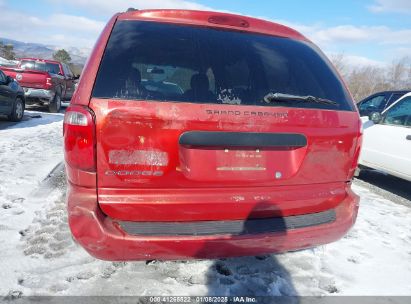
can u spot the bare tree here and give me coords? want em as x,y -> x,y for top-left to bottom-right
330,53 -> 347,77
407,64 -> 411,88
330,54 -> 411,102
386,57 -> 410,90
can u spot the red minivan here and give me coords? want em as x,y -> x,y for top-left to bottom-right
64,9 -> 362,261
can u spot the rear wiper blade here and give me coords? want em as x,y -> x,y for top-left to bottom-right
263,93 -> 339,106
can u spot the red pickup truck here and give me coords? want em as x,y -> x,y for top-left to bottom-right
0,58 -> 78,112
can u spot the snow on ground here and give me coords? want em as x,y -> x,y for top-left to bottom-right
0,111 -> 410,298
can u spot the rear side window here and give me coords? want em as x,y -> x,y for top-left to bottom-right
359,95 -> 386,111
93,21 -> 354,111
20,60 -> 61,74
62,64 -> 72,77
384,97 -> 411,127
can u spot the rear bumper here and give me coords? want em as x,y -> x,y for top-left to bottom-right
24,88 -> 53,102
67,183 -> 359,261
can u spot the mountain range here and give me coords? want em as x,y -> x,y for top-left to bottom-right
0,37 -> 90,65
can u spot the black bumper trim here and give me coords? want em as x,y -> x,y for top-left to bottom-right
179,131 -> 307,149
118,209 -> 336,236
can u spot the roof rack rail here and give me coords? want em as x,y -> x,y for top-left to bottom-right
126,8 -> 138,12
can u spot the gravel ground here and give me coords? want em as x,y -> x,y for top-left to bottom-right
354,169 -> 411,208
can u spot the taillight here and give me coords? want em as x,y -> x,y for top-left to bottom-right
349,119 -> 363,178
45,77 -> 53,89
63,106 -> 96,171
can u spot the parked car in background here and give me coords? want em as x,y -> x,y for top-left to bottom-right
0,69 -> 25,121
64,9 -> 362,261
359,92 -> 411,182
0,58 -> 78,112
0,56 -> 19,68
357,90 -> 409,118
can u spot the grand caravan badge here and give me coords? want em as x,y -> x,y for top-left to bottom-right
206,109 -> 288,118
105,170 -> 164,176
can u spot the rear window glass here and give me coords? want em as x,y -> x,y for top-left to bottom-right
20,60 -> 60,74
93,21 -> 354,111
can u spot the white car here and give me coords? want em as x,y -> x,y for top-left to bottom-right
359,92 -> 411,182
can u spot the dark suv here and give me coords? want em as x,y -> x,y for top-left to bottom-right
0,69 -> 25,121
64,9 -> 362,261
357,90 -> 410,117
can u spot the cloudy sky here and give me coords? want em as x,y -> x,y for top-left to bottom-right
1,0 -> 411,66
